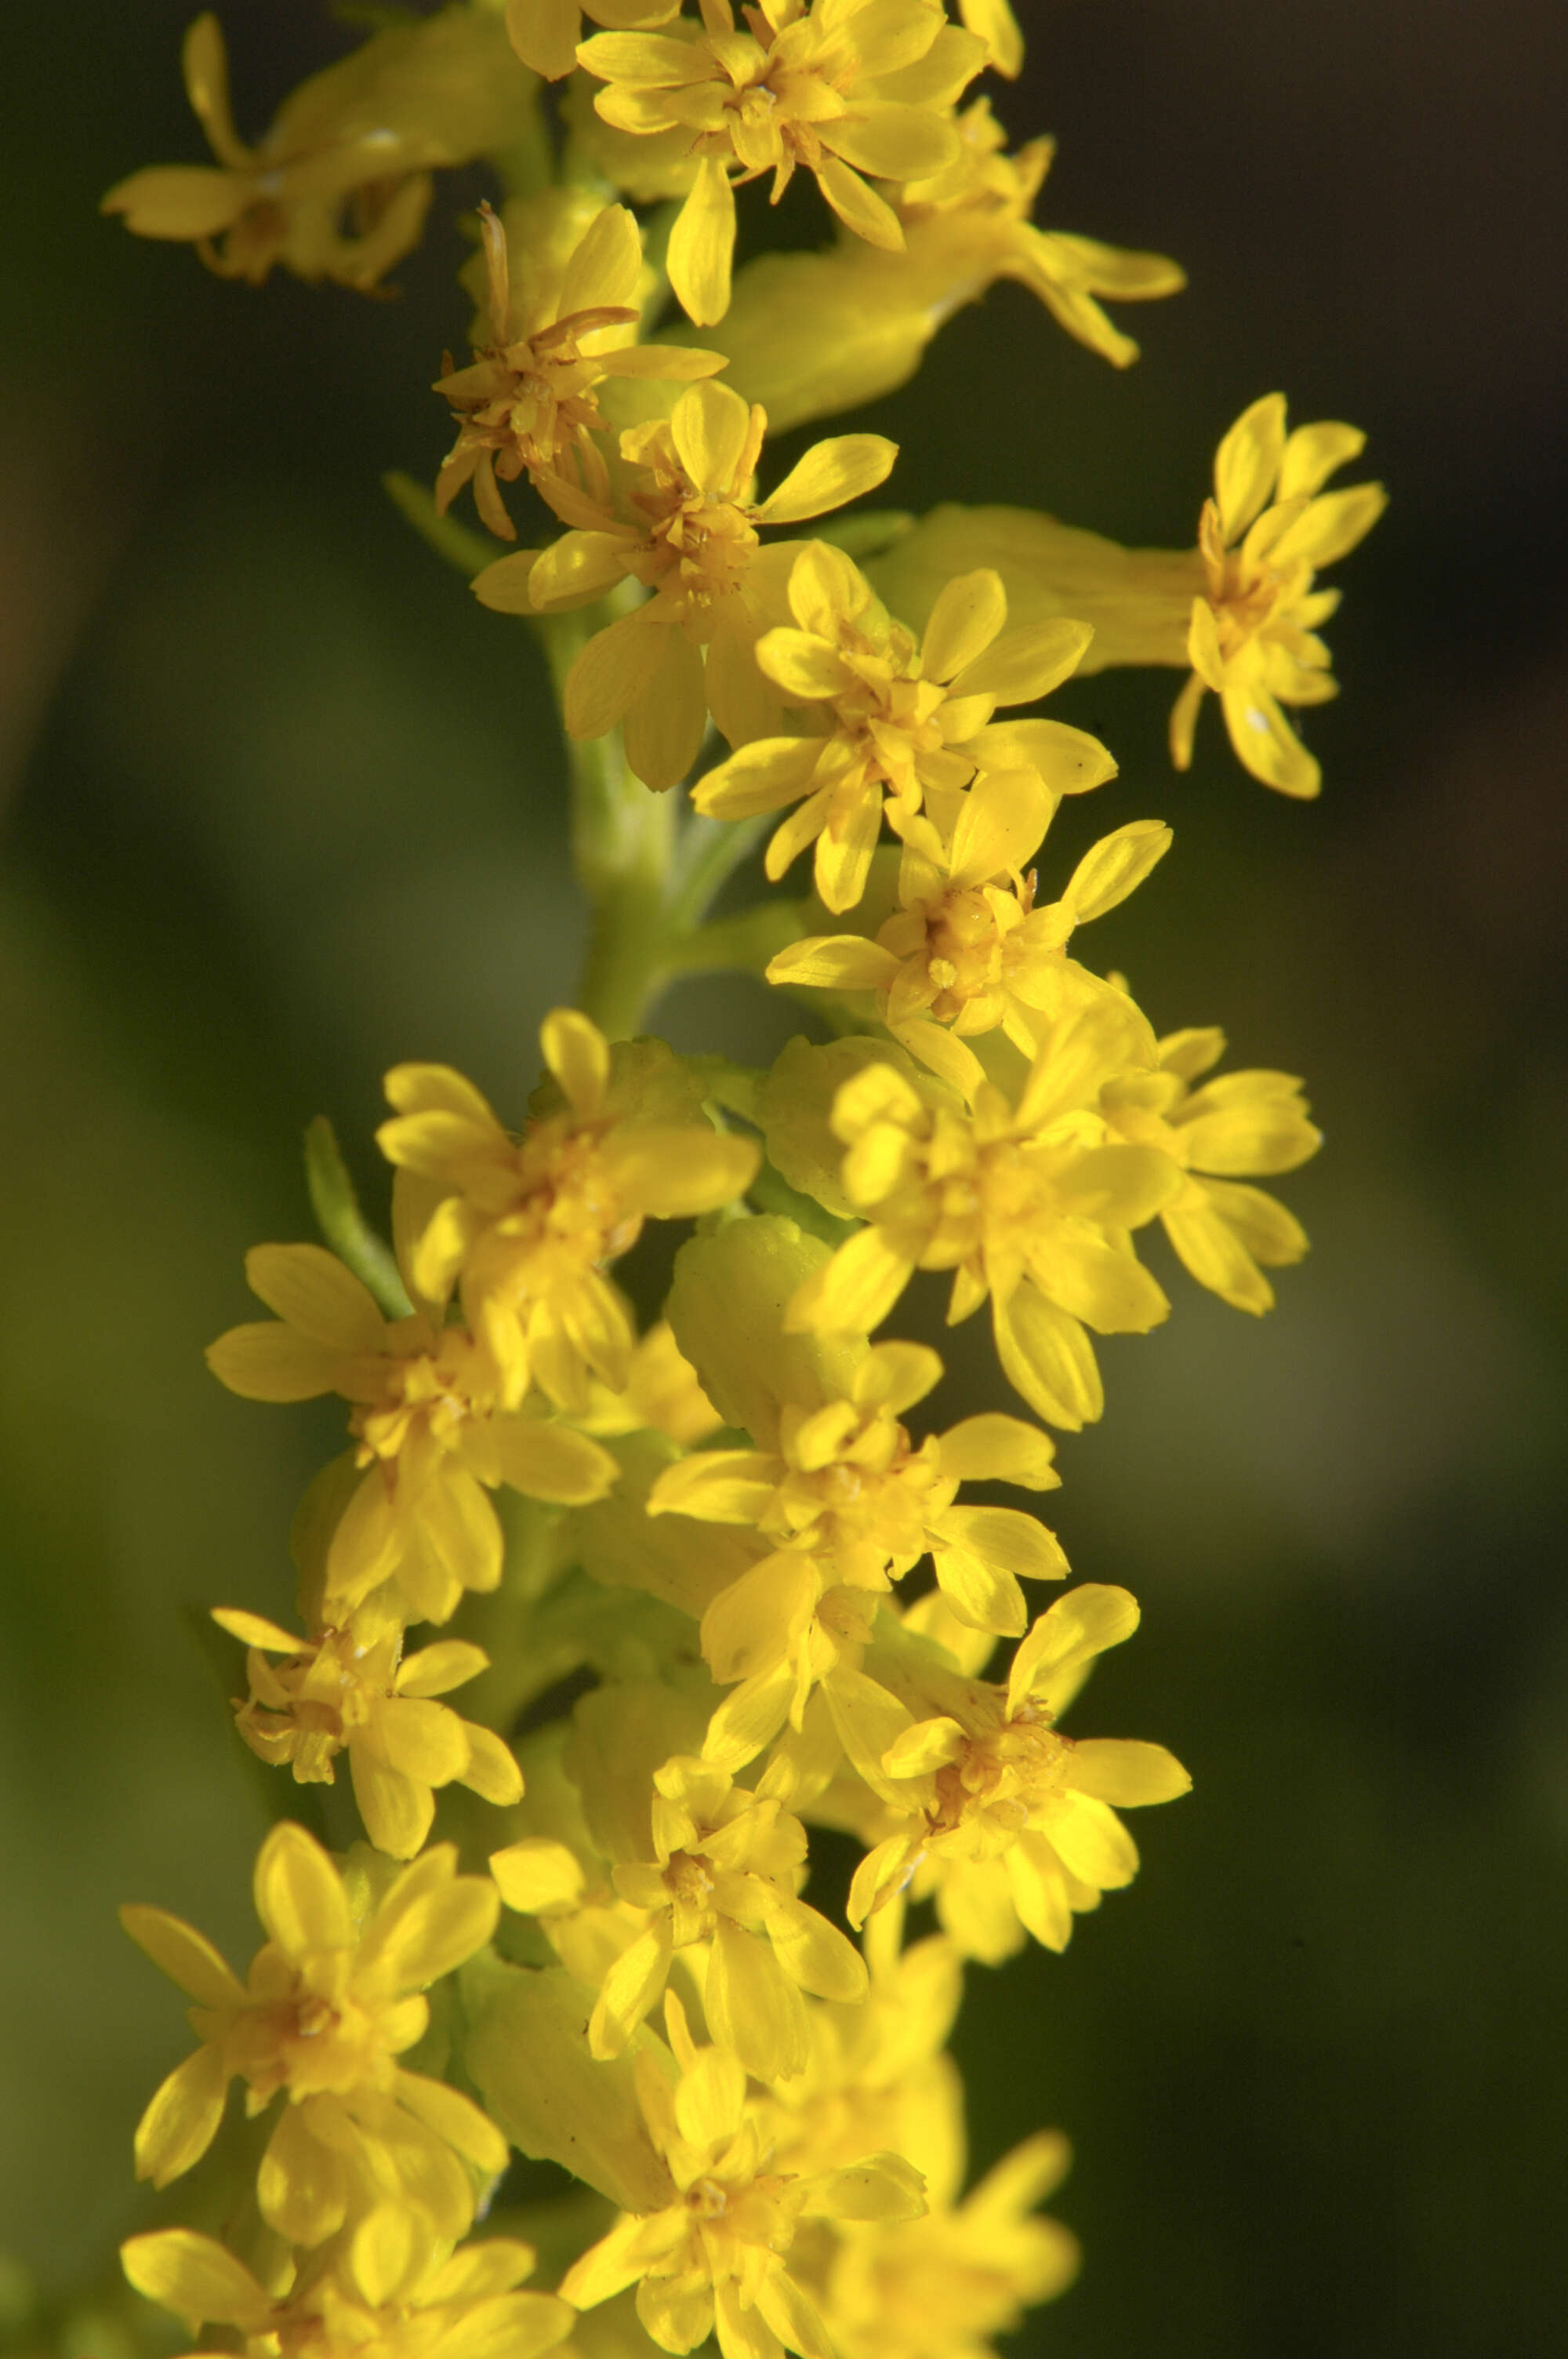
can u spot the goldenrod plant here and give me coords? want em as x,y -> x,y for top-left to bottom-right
98,4 -> 1377,2353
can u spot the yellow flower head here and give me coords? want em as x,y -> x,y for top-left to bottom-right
376,1009 -> 759,1415
436,200 -> 727,540
895,100 -> 1186,369
1172,393 -> 1387,798
122,1825 -> 506,2245
847,1586 -> 1189,1961
766,1010 -> 1181,1428
206,1233 -> 617,1626
101,8 -> 528,289
767,769 -> 1170,1085
649,1335 -> 1065,1640
1102,1024 -> 1321,1314
587,1752 -> 867,2079
123,2207 -> 573,2359
560,1991 -> 926,2358
825,2132 -> 1080,2359
579,0 -> 987,325
651,1219 -> 1057,1765
681,97 -> 1183,439
212,1605 -> 522,1859
695,546 -> 1108,914
475,380 -> 897,791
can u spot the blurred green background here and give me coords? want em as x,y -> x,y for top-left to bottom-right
3,2 -> 1566,2354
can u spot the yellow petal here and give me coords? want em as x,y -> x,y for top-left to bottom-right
1213,393 -> 1287,543
1276,418 -> 1367,502
938,1412 -> 1058,1490
798,2151 -> 927,2223
244,1241 -> 384,1350
624,629 -> 708,791
371,1861 -> 500,1990
667,155 -> 736,325
379,1695 -> 471,1787
990,1284 -> 1102,1430
1219,684 -> 1321,798
1007,1582 -> 1140,1718
487,1416 -> 619,1505
815,155 -> 906,251
459,1722 -> 524,1806
1269,479 -> 1387,570
396,1638 -> 489,1697
696,733 -> 826,820
350,1749 -> 435,1859
978,716 -> 1116,795
119,1905 -> 245,2008
755,434 -> 898,525
705,1914 -> 807,2080
211,1605 -> 303,1655
132,2046 -> 229,2189
491,1837 -> 586,1914
1063,820 -> 1172,921
506,0 -> 581,77
787,1227 -> 913,1336
759,1888 -> 868,2001
473,549 -> 548,615
543,1005 -> 610,1114
958,0 -> 1023,76
525,530 -> 636,612
670,378 -> 757,497
253,1823 -> 352,1958
394,2066 -> 510,2173
564,612 -> 666,740
952,617 -> 1091,705
100,164 -> 247,239
561,199 -> 644,313
939,1500 -> 1068,1588
204,1320 -> 347,1402
648,1448 -> 779,1524
767,932 -> 899,992
590,1920 -> 673,2057
121,2229 -> 270,2335
1042,1790 -> 1139,1889
920,568 -> 1007,684
1069,1738 -> 1191,1806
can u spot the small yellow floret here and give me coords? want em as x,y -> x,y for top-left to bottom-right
560,1992 -> 925,2357
101,8 -> 529,289
122,1825 -> 506,2245
123,2205 -> 572,2359
206,1226 -> 617,1626
1102,1025 -> 1321,1313
1172,393 -> 1387,798
768,768 -> 1169,1087
436,199 -> 726,540
578,0 -> 987,325
213,1603 -> 521,1859
695,545 -> 1108,914
474,381 -> 897,790
376,1010 -> 759,1415
766,1009 -> 1181,1427
585,1753 -> 867,2079
650,1336 -> 1065,1641
845,1586 -> 1189,1961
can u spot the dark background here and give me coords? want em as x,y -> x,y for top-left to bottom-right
2,3 -> 1566,2354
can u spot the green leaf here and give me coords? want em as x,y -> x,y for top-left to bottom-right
304,1117 -> 411,1320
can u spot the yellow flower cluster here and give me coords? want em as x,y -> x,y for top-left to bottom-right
104,9 -> 1374,2358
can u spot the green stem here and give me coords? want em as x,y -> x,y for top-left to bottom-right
666,809 -> 770,933
543,610 -> 676,1040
